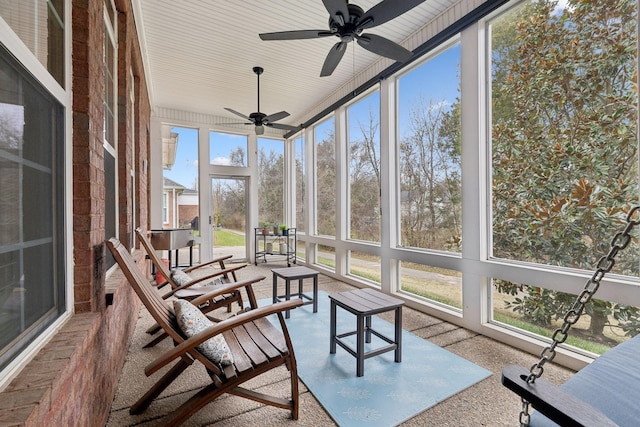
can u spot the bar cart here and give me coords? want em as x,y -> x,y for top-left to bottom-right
254,227 -> 296,266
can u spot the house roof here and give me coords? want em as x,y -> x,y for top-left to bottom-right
181,188 -> 198,195
163,177 -> 186,190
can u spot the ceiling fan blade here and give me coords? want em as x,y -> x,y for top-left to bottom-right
263,111 -> 290,123
358,0 -> 426,30
214,122 -> 254,126
320,41 -> 348,77
259,30 -> 333,41
224,107 -> 252,121
357,33 -> 412,62
322,0 -> 349,26
267,123 -> 299,131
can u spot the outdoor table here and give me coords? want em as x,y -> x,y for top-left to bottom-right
329,288 -> 404,377
272,266 -> 319,319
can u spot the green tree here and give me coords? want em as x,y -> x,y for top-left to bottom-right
491,0 -> 640,338
212,178 -> 245,231
437,96 -> 462,248
316,130 -> 336,235
211,147 -> 247,231
400,96 -> 462,250
349,107 -> 381,241
257,143 -> 284,225
229,146 -> 246,167
294,137 -> 306,232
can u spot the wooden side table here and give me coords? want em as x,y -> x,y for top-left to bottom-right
272,266 -> 319,319
329,288 -> 404,377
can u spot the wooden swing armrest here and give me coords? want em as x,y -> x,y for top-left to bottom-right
501,365 -> 618,427
146,299 -> 303,376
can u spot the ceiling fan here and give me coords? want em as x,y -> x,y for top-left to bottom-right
259,0 -> 425,77
221,66 -> 297,135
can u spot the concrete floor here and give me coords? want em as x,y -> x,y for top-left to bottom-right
106,261 -> 574,426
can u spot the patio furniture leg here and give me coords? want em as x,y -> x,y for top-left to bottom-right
313,275 -> 318,313
365,315 -> 372,343
285,278 -> 291,318
395,306 -> 402,363
142,331 -> 168,349
272,271 -> 277,304
357,313 -> 365,377
330,300 -> 337,354
130,357 -> 192,414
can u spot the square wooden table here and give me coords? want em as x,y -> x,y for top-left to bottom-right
329,288 -> 404,377
272,266 -> 319,319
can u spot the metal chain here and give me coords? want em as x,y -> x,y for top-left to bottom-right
518,205 -> 640,426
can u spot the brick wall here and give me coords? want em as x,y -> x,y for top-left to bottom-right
0,253 -> 143,425
0,0 -> 151,424
117,2 -> 151,247
179,205 -> 199,228
72,0 -> 105,314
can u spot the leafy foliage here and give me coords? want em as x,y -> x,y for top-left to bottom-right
316,123 -> 337,236
257,141 -> 284,225
349,102 -> 382,242
491,0 -> 640,338
399,93 -> 462,251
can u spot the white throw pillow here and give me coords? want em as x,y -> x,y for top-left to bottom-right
173,299 -> 234,366
172,268 -> 228,289
171,269 -> 193,286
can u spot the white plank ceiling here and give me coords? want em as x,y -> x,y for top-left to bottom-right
134,0 -> 457,132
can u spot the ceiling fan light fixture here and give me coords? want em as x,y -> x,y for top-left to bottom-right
255,124 -> 264,135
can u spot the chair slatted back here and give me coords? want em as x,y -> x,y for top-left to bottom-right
106,237 -> 222,375
107,238 -> 176,334
134,228 -> 176,288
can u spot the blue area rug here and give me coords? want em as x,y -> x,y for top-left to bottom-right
261,291 -> 491,427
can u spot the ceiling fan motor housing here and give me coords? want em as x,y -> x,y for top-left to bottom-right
329,4 -> 365,41
249,111 -> 266,125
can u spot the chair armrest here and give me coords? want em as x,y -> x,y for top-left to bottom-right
501,365 -> 617,427
183,254 -> 234,273
186,264 -> 247,286
163,265 -> 249,297
187,275 -> 265,306
146,299 -> 303,376
188,273 -> 259,310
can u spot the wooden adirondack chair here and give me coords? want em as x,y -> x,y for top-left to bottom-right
107,237 -> 302,425
136,227 -> 247,305
136,228 -> 254,347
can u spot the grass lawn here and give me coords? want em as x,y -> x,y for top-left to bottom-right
213,229 -> 245,246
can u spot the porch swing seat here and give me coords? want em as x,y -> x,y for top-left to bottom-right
502,332 -> 640,426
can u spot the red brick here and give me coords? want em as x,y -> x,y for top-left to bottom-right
74,301 -> 91,313
0,0 -> 151,425
74,285 -> 92,302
